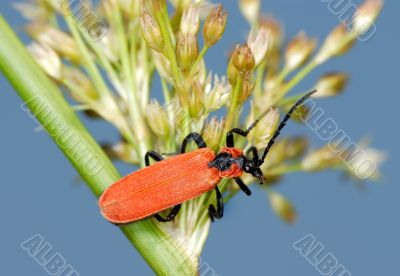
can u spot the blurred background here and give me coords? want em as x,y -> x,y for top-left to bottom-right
1,0 -> 399,275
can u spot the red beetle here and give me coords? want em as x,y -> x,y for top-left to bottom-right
99,90 -> 316,224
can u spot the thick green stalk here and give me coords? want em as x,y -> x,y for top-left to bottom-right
0,15 -> 196,275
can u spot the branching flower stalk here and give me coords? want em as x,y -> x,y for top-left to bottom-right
1,0 -> 385,274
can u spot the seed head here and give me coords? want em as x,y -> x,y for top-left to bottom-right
203,5 -> 227,47
268,191 -> 296,224
26,23 -> 80,63
315,24 -> 356,65
232,44 -> 255,74
28,42 -> 62,80
63,67 -> 99,102
146,100 -> 171,137
259,16 -> 283,52
239,0 -> 260,26
302,145 -> 342,172
152,51 -> 173,83
140,9 -> 164,52
203,117 -> 224,150
189,81 -> 204,119
247,106 -> 279,149
227,58 -> 240,86
176,32 -> 199,72
284,137 -> 309,160
313,72 -> 349,98
353,0 -> 383,37
239,72 -> 255,103
180,7 -> 200,35
102,142 -> 138,164
285,32 -> 317,70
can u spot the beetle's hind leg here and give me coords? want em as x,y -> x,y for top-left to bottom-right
145,150 -> 164,165
208,186 -> 224,222
154,204 -> 182,222
144,150 -> 182,222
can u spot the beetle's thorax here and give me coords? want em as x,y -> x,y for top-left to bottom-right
208,147 -> 245,178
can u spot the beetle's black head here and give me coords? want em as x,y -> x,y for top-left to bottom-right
209,147 -> 265,183
242,158 -> 265,184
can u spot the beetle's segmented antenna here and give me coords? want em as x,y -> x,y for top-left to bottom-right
258,89 -> 317,165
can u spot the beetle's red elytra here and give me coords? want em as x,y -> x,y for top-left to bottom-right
99,148 -> 220,224
99,90 -> 316,224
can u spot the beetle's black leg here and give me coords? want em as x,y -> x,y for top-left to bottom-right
226,128 -> 249,148
181,132 -> 207,153
145,150 -> 164,166
208,186 -> 224,222
234,177 -> 252,196
144,150 -> 181,222
154,204 -> 182,222
246,146 -> 260,166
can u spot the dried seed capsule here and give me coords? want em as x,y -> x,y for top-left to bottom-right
203,5 -> 227,47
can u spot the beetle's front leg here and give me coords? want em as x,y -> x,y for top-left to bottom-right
208,186 -> 224,222
181,132 -> 207,153
234,177 -> 252,196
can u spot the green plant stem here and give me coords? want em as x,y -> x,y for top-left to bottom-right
276,61 -> 318,101
254,60 -> 266,98
155,7 -> 183,86
114,7 -> 150,167
190,45 -> 209,77
220,77 -> 243,145
0,15 -> 196,276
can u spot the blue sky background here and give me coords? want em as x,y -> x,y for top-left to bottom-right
1,0 -> 399,275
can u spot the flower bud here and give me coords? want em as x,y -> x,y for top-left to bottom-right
140,9 -> 164,52
146,100 -> 171,137
247,27 -> 270,66
313,72 -> 349,98
203,5 -> 227,47
28,42 -> 62,80
176,32 -> 199,72
353,0 -> 383,37
285,32 -> 317,70
180,7 -> 200,35
268,191 -> 296,224
239,0 -> 260,26
232,44 -> 256,73
315,24 -> 356,64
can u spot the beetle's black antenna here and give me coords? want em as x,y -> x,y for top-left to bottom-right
258,89 -> 317,165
